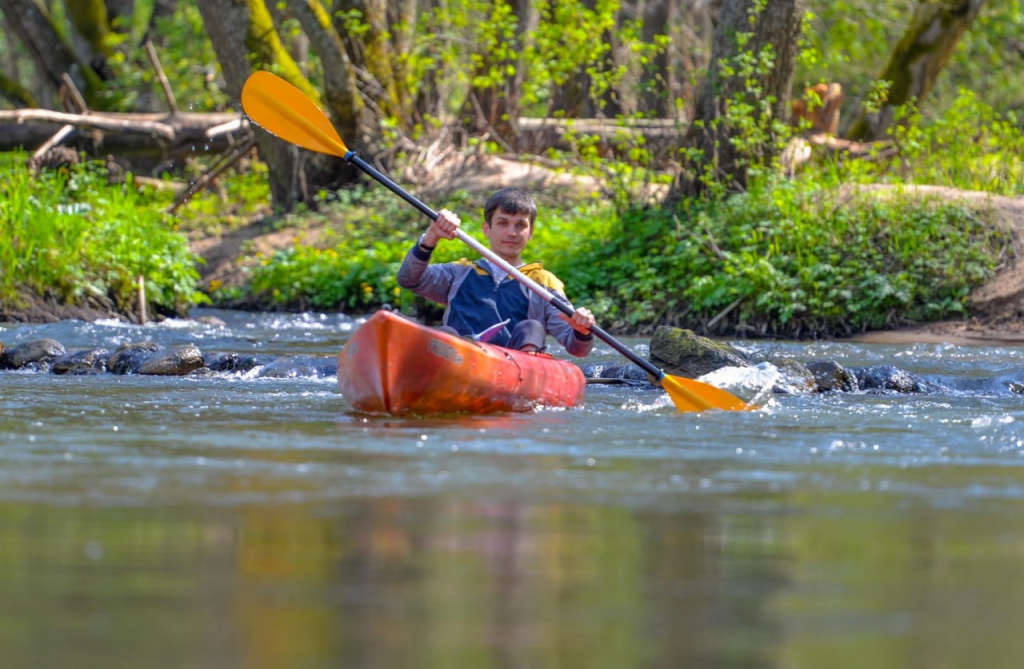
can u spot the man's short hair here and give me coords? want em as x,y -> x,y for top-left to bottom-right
484,187 -> 537,225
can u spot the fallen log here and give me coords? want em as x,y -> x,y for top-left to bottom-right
0,109 -> 248,167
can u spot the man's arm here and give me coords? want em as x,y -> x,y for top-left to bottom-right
537,296 -> 595,357
397,208 -> 463,304
397,244 -> 458,305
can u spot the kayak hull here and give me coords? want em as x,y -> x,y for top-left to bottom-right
337,310 -> 586,415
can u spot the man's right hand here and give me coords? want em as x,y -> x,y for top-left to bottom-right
424,209 -> 461,247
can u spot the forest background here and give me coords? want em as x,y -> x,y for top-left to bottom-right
1,0 -> 1023,339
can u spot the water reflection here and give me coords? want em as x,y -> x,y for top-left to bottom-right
5,488 -> 1022,668
0,496 -> 785,668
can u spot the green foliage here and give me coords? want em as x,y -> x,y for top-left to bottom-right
798,1 -> 1024,126
403,0 -> 662,123
4,0 -> 1021,338
229,78 -> 1022,337
523,0 -> 623,115
563,175 -> 1008,337
173,163 -> 273,237
246,237 -> 405,312
886,89 -> 1024,195
0,153 -> 205,314
240,187 -> 461,311
678,0 -> 796,196
797,1 -> 915,99
544,128 -> 674,215
80,0 -> 230,112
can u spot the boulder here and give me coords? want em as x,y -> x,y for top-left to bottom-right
107,341 -> 161,374
853,365 -> 926,393
206,352 -> 268,373
649,326 -> 750,378
52,349 -> 110,375
806,360 -> 859,392
0,338 -> 66,370
770,358 -> 817,394
138,344 -> 205,375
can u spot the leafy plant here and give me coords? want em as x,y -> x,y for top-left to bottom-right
564,174 -> 1009,337
886,89 -> 1024,195
0,152 -> 205,314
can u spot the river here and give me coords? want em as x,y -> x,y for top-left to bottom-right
2,309 -> 1024,668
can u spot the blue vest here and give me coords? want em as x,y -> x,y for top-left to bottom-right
447,262 -> 529,347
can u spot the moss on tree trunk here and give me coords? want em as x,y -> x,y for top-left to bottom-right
846,0 -> 986,142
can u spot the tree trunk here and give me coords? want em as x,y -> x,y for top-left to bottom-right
284,1 -> 367,150
390,0 -> 418,60
104,0 -> 136,27
332,0 -> 412,132
674,0 -> 804,197
637,0 -> 682,119
0,109 -> 245,162
65,0 -> 114,58
146,0 -> 178,39
198,0 -> 307,211
548,0 -> 611,119
0,0 -> 106,107
0,70 -> 38,107
846,0 -> 987,142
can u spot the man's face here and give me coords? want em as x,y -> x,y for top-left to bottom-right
483,207 -> 534,261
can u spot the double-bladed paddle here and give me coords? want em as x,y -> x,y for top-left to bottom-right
240,70 -> 748,412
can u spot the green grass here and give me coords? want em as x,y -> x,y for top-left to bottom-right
0,152 -> 205,315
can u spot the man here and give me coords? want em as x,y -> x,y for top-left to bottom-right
397,187 -> 596,356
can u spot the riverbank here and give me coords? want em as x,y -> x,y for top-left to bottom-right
842,187 -> 1024,345
4,153 -> 1024,343
189,167 -> 1024,345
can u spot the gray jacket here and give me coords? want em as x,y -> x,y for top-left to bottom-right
397,246 -> 593,357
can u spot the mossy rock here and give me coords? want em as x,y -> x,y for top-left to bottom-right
649,326 -> 749,378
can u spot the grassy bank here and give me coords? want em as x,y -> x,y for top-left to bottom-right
0,153 -> 205,319
2,92 -> 1022,336
222,175 -> 1010,339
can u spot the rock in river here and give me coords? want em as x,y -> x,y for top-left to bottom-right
649,326 -> 750,378
0,338 -> 66,370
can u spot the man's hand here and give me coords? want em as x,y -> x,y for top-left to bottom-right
423,209 -> 461,247
559,307 -> 596,335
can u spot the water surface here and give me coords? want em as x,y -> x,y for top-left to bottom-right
3,310 -> 1024,668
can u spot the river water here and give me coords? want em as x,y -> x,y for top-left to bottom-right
2,309 -> 1024,668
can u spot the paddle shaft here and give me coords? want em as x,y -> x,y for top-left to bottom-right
345,151 -> 667,383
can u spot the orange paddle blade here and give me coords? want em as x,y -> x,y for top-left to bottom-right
241,71 -> 348,157
661,374 -> 748,412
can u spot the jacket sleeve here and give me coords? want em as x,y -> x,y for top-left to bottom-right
396,244 -> 458,305
534,293 -> 594,358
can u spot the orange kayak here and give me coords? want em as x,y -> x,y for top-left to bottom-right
337,310 -> 586,415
